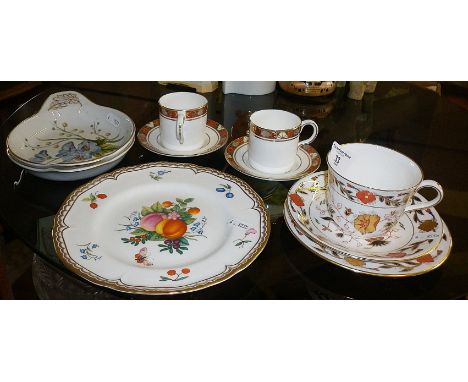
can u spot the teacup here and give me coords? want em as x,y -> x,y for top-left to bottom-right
158,92 -> 208,151
248,109 -> 319,174
326,143 -> 444,238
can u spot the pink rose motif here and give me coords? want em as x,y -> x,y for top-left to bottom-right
245,228 -> 257,236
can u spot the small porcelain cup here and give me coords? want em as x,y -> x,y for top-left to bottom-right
158,92 -> 208,151
326,143 -> 444,239
248,109 -> 319,174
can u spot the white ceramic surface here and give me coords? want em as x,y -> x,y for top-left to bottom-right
8,132 -> 134,171
53,162 -> 270,294
248,109 -> 318,174
6,91 -> 135,168
7,140 -> 132,181
326,143 -> 444,238
284,205 -> 452,277
224,136 -> 320,181
138,119 -> 228,157
286,172 -> 444,261
158,92 -> 208,151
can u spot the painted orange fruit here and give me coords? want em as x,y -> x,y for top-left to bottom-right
162,219 -> 187,239
188,207 -> 200,215
155,219 -> 169,235
162,201 -> 173,208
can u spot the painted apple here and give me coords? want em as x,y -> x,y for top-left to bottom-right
140,213 -> 165,231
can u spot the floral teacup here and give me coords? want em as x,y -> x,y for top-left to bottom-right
326,143 -> 444,238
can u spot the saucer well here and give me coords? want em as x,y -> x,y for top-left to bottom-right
284,205 -> 452,278
286,171 -> 444,261
138,119 -> 229,157
224,136 -> 321,181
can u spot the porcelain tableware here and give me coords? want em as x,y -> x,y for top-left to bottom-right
7,140 -> 133,181
52,162 -> 270,294
286,171 -> 444,261
284,203 -> 452,277
6,91 -> 135,168
326,143 -> 444,239
138,119 -> 228,157
248,109 -> 319,174
7,131 -> 134,171
224,136 -> 320,181
158,92 -> 208,151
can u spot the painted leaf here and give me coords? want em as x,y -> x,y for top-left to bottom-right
179,237 -> 189,245
141,206 -> 153,216
131,228 -> 148,236
184,198 -> 194,203
151,202 -> 164,212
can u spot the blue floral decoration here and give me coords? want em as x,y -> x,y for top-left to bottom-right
30,150 -> 51,163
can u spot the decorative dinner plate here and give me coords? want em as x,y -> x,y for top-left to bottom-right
137,119 -> 229,157
224,136 -> 321,181
53,162 -> 270,294
6,91 -> 135,168
284,205 -> 452,277
286,172 -> 444,261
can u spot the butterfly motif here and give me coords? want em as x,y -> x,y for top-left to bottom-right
134,247 -> 153,266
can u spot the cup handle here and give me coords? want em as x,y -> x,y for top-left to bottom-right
404,180 -> 444,212
176,110 -> 186,144
298,120 -> 319,145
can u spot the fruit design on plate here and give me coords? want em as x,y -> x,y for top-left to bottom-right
120,198 -> 206,254
82,192 -> 107,209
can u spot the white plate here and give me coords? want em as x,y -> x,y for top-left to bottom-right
7,141 -> 132,181
53,162 -> 271,294
6,91 -> 135,168
224,136 -> 321,181
284,205 -> 452,277
138,119 -> 229,157
286,172 -> 444,261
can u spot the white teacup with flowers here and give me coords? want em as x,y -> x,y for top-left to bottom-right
326,142 -> 444,239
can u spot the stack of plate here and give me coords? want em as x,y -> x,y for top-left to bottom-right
283,171 -> 453,277
6,91 -> 135,181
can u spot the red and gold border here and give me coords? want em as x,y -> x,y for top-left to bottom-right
159,104 -> 208,120
249,122 -> 301,141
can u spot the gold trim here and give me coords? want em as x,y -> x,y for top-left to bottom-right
137,119 -> 229,158
326,143 -> 426,192
250,132 -> 298,142
159,103 -> 208,120
249,121 -> 301,141
52,162 -> 270,295
287,171 -> 443,262
224,136 -> 321,182
284,202 -> 452,278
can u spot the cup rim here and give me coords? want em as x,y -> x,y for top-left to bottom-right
326,142 -> 425,192
158,92 -> 208,112
250,109 -> 301,133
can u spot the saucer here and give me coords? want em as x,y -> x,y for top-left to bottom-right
284,205 -> 452,277
138,119 -> 229,157
224,136 -> 321,181
286,171 -> 444,261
